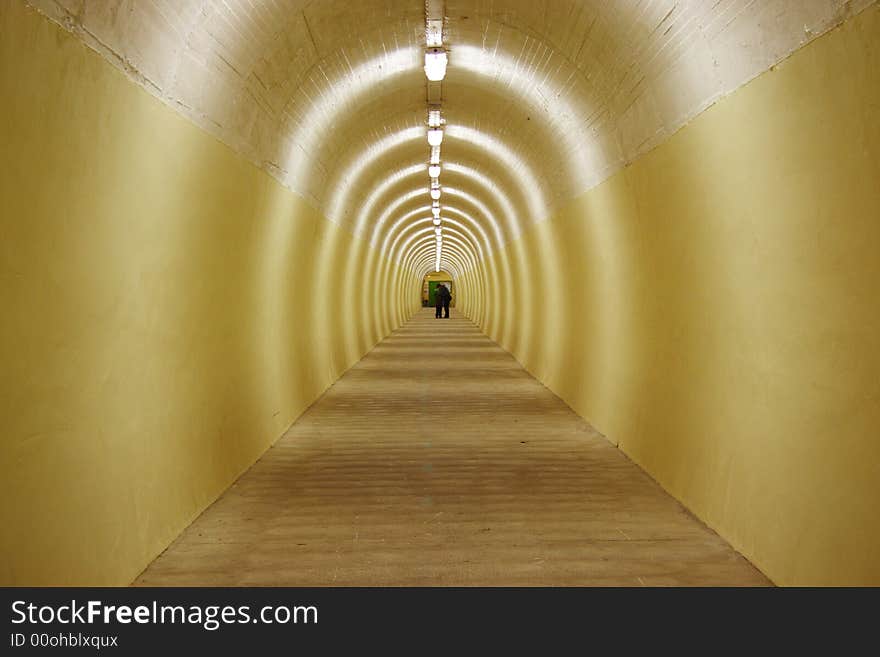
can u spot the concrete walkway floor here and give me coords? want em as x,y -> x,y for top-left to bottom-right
135,309 -> 770,586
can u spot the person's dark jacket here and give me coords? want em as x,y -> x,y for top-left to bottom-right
436,285 -> 451,306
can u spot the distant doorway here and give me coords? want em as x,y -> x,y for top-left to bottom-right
422,271 -> 454,307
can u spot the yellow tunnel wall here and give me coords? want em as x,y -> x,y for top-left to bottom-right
460,5 -> 880,585
3,0 -> 878,588
0,2 -> 421,586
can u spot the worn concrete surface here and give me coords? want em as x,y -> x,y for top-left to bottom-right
135,309 -> 770,586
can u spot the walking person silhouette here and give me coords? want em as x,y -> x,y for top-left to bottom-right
435,283 -> 451,319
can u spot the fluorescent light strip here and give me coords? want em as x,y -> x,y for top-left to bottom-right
424,49 -> 448,81
415,254 -> 461,279
367,167 -> 512,256
404,234 -> 470,271
386,216 -> 484,267
411,245 -> 466,277
412,246 -> 468,279
413,250 -> 459,278
370,176 -> 507,260
403,233 -> 478,273
435,227 -> 481,269
328,125 -> 548,242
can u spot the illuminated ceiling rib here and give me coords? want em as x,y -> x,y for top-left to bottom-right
29,0 -> 869,286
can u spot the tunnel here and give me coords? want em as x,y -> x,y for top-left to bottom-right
1,0 -> 879,588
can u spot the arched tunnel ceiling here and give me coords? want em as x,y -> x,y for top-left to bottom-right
28,0 -> 873,275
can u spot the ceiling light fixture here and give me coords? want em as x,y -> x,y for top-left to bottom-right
424,48 -> 448,81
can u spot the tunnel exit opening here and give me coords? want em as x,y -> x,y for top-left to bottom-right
422,271 -> 454,307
